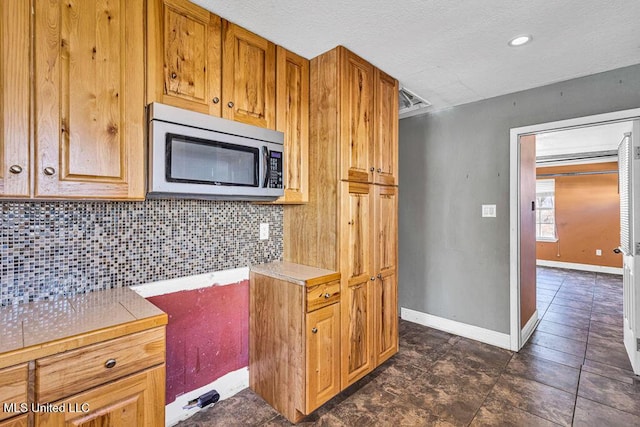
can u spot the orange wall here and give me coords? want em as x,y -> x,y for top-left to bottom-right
536,162 -> 622,268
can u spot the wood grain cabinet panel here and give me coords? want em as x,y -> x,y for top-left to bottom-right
147,0 -> 222,116
34,0 -> 145,199
340,49 -> 375,183
35,366 -> 165,427
0,0 -> 30,198
374,70 -> 399,186
222,21 -> 276,129
274,47 -> 309,203
306,303 -> 340,413
0,414 -> 27,427
0,364 -> 28,422
374,185 -> 398,364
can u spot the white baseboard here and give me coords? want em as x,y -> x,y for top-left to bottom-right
165,367 -> 249,427
520,310 -> 539,348
400,307 -> 511,350
536,259 -> 622,275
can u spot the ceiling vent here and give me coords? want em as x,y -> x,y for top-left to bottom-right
399,86 -> 431,118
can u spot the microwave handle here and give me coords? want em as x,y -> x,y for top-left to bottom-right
262,146 -> 269,188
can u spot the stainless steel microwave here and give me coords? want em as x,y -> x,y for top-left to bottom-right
147,103 -> 284,200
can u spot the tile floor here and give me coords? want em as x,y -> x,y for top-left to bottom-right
178,267 -> 640,426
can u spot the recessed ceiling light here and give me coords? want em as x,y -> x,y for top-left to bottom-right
508,35 -> 532,47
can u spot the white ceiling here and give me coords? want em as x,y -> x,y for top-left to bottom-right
536,121 -> 633,158
194,0 -> 640,112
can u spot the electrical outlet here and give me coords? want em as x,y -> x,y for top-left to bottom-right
482,204 -> 496,218
259,223 -> 269,240
595,249 -> 602,256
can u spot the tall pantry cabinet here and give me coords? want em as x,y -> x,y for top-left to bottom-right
284,46 -> 399,388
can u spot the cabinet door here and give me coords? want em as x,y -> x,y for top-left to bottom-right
274,47 -> 309,204
306,303 -> 340,413
339,48 -> 374,183
222,22 -> 276,129
0,0 -> 30,198
34,0 -> 145,199
0,415 -> 27,427
374,70 -> 399,186
374,185 -> 398,364
36,366 -> 165,427
147,0 -> 221,116
340,182 -> 375,386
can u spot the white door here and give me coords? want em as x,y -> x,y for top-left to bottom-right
619,120 -> 640,374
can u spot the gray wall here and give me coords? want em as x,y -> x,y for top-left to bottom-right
399,63 -> 640,334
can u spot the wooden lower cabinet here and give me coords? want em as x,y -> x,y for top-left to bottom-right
0,415 -> 27,427
250,263 -> 341,423
36,366 -> 164,427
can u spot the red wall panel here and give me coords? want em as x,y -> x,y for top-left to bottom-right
148,280 -> 249,404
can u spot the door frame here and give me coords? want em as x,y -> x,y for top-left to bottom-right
509,107 -> 640,351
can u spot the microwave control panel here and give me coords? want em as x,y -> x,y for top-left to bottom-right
268,151 -> 283,189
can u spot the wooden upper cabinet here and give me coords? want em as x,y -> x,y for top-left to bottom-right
374,70 -> 399,186
0,0 -> 30,198
34,0 -> 145,199
147,0 -> 222,116
275,47 -> 309,204
340,48 -> 375,183
222,21 -> 276,129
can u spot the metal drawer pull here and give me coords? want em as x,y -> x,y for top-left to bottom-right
377,273 -> 382,279
43,167 -> 56,176
324,293 -> 331,299
9,165 -> 23,174
105,359 -> 117,369
369,167 -> 375,172
377,168 -> 382,173
370,276 -> 375,281
227,101 -> 234,108
212,97 -> 220,104
311,328 -> 318,334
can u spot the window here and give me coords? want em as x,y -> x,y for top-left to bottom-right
536,179 -> 557,241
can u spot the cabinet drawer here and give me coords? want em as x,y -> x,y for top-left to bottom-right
0,364 -> 28,422
306,280 -> 340,312
0,414 -> 27,427
36,327 -> 165,403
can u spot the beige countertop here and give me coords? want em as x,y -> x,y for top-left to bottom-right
0,287 -> 167,369
250,261 -> 340,286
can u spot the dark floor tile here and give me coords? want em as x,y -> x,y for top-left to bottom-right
529,330 -> 586,357
549,296 -> 593,312
582,358 -> 638,385
540,311 -> 590,330
591,301 -> 623,316
547,303 -> 591,320
538,282 -> 561,291
585,342 -> 634,371
488,373 -> 575,426
443,337 -> 513,375
554,291 -> 593,304
578,371 -> 640,416
520,342 -> 584,368
586,330 -> 625,349
328,380 -> 446,427
536,319 -> 589,342
470,396 -> 559,427
588,320 -> 623,341
180,388 -> 280,426
505,352 -> 580,394
537,288 -> 559,297
573,396 -> 640,427
537,294 -> 555,304
590,311 -> 623,328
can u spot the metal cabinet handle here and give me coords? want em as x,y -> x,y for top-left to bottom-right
347,220 -> 353,225
43,167 -> 56,176
170,72 -> 177,79
9,165 -> 23,174
369,167 -> 375,172
227,101 -> 234,108
377,273 -> 382,279
212,97 -> 220,104
105,359 -> 117,369
324,293 -> 331,299
377,168 -> 382,173
613,248 -> 622,254
311,327 -> 318,334
370,276 -> 375,281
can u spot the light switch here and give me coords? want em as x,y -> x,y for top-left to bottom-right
259,223 -> 269,240
482,204 -> 496,218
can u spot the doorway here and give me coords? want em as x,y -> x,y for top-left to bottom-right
509,108 -> 640,367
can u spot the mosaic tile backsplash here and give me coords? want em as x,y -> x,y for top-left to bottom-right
0,200 -> 283,306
